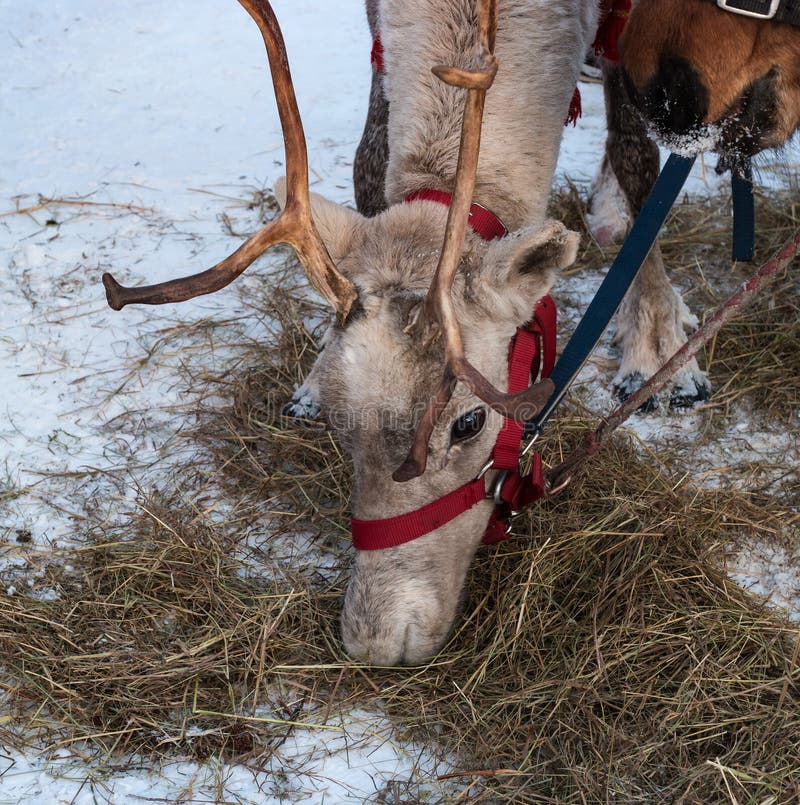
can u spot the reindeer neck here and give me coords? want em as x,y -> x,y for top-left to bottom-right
379,0 -> 598,233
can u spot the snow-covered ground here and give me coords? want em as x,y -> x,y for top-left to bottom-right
1,1 -> 798,802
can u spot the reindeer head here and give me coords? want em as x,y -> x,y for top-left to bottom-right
620,0 -> 800,162
102,0 -> 578,666
290,191 -> 576,664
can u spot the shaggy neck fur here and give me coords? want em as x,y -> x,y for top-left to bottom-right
380,0 -> 598,231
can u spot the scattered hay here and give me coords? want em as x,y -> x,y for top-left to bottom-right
392,429 -> 800,803
706,268 -> 800,419
2,184 -> 799,802
2,427 -> 798,801
0,490 -> 343,761
192,272 -> 354,543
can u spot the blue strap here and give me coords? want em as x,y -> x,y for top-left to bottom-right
732,160 -> 755,262
526,152 -> 696,435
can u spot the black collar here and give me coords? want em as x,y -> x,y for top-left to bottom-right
714,0 -> 800,25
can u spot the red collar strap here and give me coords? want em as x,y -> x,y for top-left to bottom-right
404,189 -> 508,241
351,295 -> 557,550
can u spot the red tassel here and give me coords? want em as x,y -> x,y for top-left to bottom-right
592,0 -> 631,64
565,86 -> 582,127
371,35 -> 385,74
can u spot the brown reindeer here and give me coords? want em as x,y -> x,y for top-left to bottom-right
588,0 -> 800,407
104,0 -> 599,665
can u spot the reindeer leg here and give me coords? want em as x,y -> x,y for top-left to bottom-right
353,0 -> 389,218
600,59 -> 710,410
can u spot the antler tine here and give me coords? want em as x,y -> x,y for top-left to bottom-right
102,0 -> 357,324
394,0 -> 553,482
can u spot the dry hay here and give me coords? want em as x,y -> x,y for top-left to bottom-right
1,185 -> 799,803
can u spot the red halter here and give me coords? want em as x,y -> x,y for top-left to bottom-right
350,191 -> 557,551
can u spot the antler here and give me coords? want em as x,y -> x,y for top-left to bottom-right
102,0 -> 357,324
393,0 -> 553,482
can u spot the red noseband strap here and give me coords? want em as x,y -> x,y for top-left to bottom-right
349,169 -> 555,551
351,479 -> 487,551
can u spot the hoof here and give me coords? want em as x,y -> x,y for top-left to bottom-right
280,392 -> 321,426
613,372 -> 659,413
669,373 -> 711,410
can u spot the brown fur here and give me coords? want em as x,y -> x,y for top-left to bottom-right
589,1 -> 799,407
595,59 -> 708,406
621,0 -> 800,147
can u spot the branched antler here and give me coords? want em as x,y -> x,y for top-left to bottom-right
102,0 -> 357,324
393,0 -> 553,482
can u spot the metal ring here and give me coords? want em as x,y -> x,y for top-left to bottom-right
492,470 -> 510,505
476,458 -> 495,480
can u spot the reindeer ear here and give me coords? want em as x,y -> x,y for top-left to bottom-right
274,176 -> 365,261
473,220 -> 578,321
486,220 -> 579,282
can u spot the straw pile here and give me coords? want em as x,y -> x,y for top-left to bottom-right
1,184 -> 798,803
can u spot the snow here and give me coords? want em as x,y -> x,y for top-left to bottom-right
0,710 -> 442,804
1,0 -> 797,801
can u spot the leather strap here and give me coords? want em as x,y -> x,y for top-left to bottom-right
715,0 -> 800,25
732,161 -> 755,262
527,152 -> 697,435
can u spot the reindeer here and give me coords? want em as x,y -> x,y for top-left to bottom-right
587,0 -> 800,407
103,0 -> 599,665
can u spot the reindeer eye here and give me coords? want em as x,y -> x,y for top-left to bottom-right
449,407 -> 487,445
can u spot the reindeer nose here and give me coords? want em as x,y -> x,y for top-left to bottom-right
341,575 -> 452,666
342,618 -> 433,667
631,54 -> 710,138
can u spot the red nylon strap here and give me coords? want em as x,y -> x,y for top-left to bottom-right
592,0 -> 631,63
350,192 -> 555,550
404,189 -> 508,241
371,34 -> 385,73
350,299 -> 556,551
498,453 -> 546,510
536,295 -> 557,377
491,296 -> 556,470
565,86 -> 582,127
482,456 -> 547,544
351,478 -> 487,550
491,328 -> 540,470
480,296 -> 555,546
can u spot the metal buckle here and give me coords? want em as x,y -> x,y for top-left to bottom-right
716,0 -> 780,19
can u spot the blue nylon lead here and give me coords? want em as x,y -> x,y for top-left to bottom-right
526,152 -> 697,436
732,160 -> 755,262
